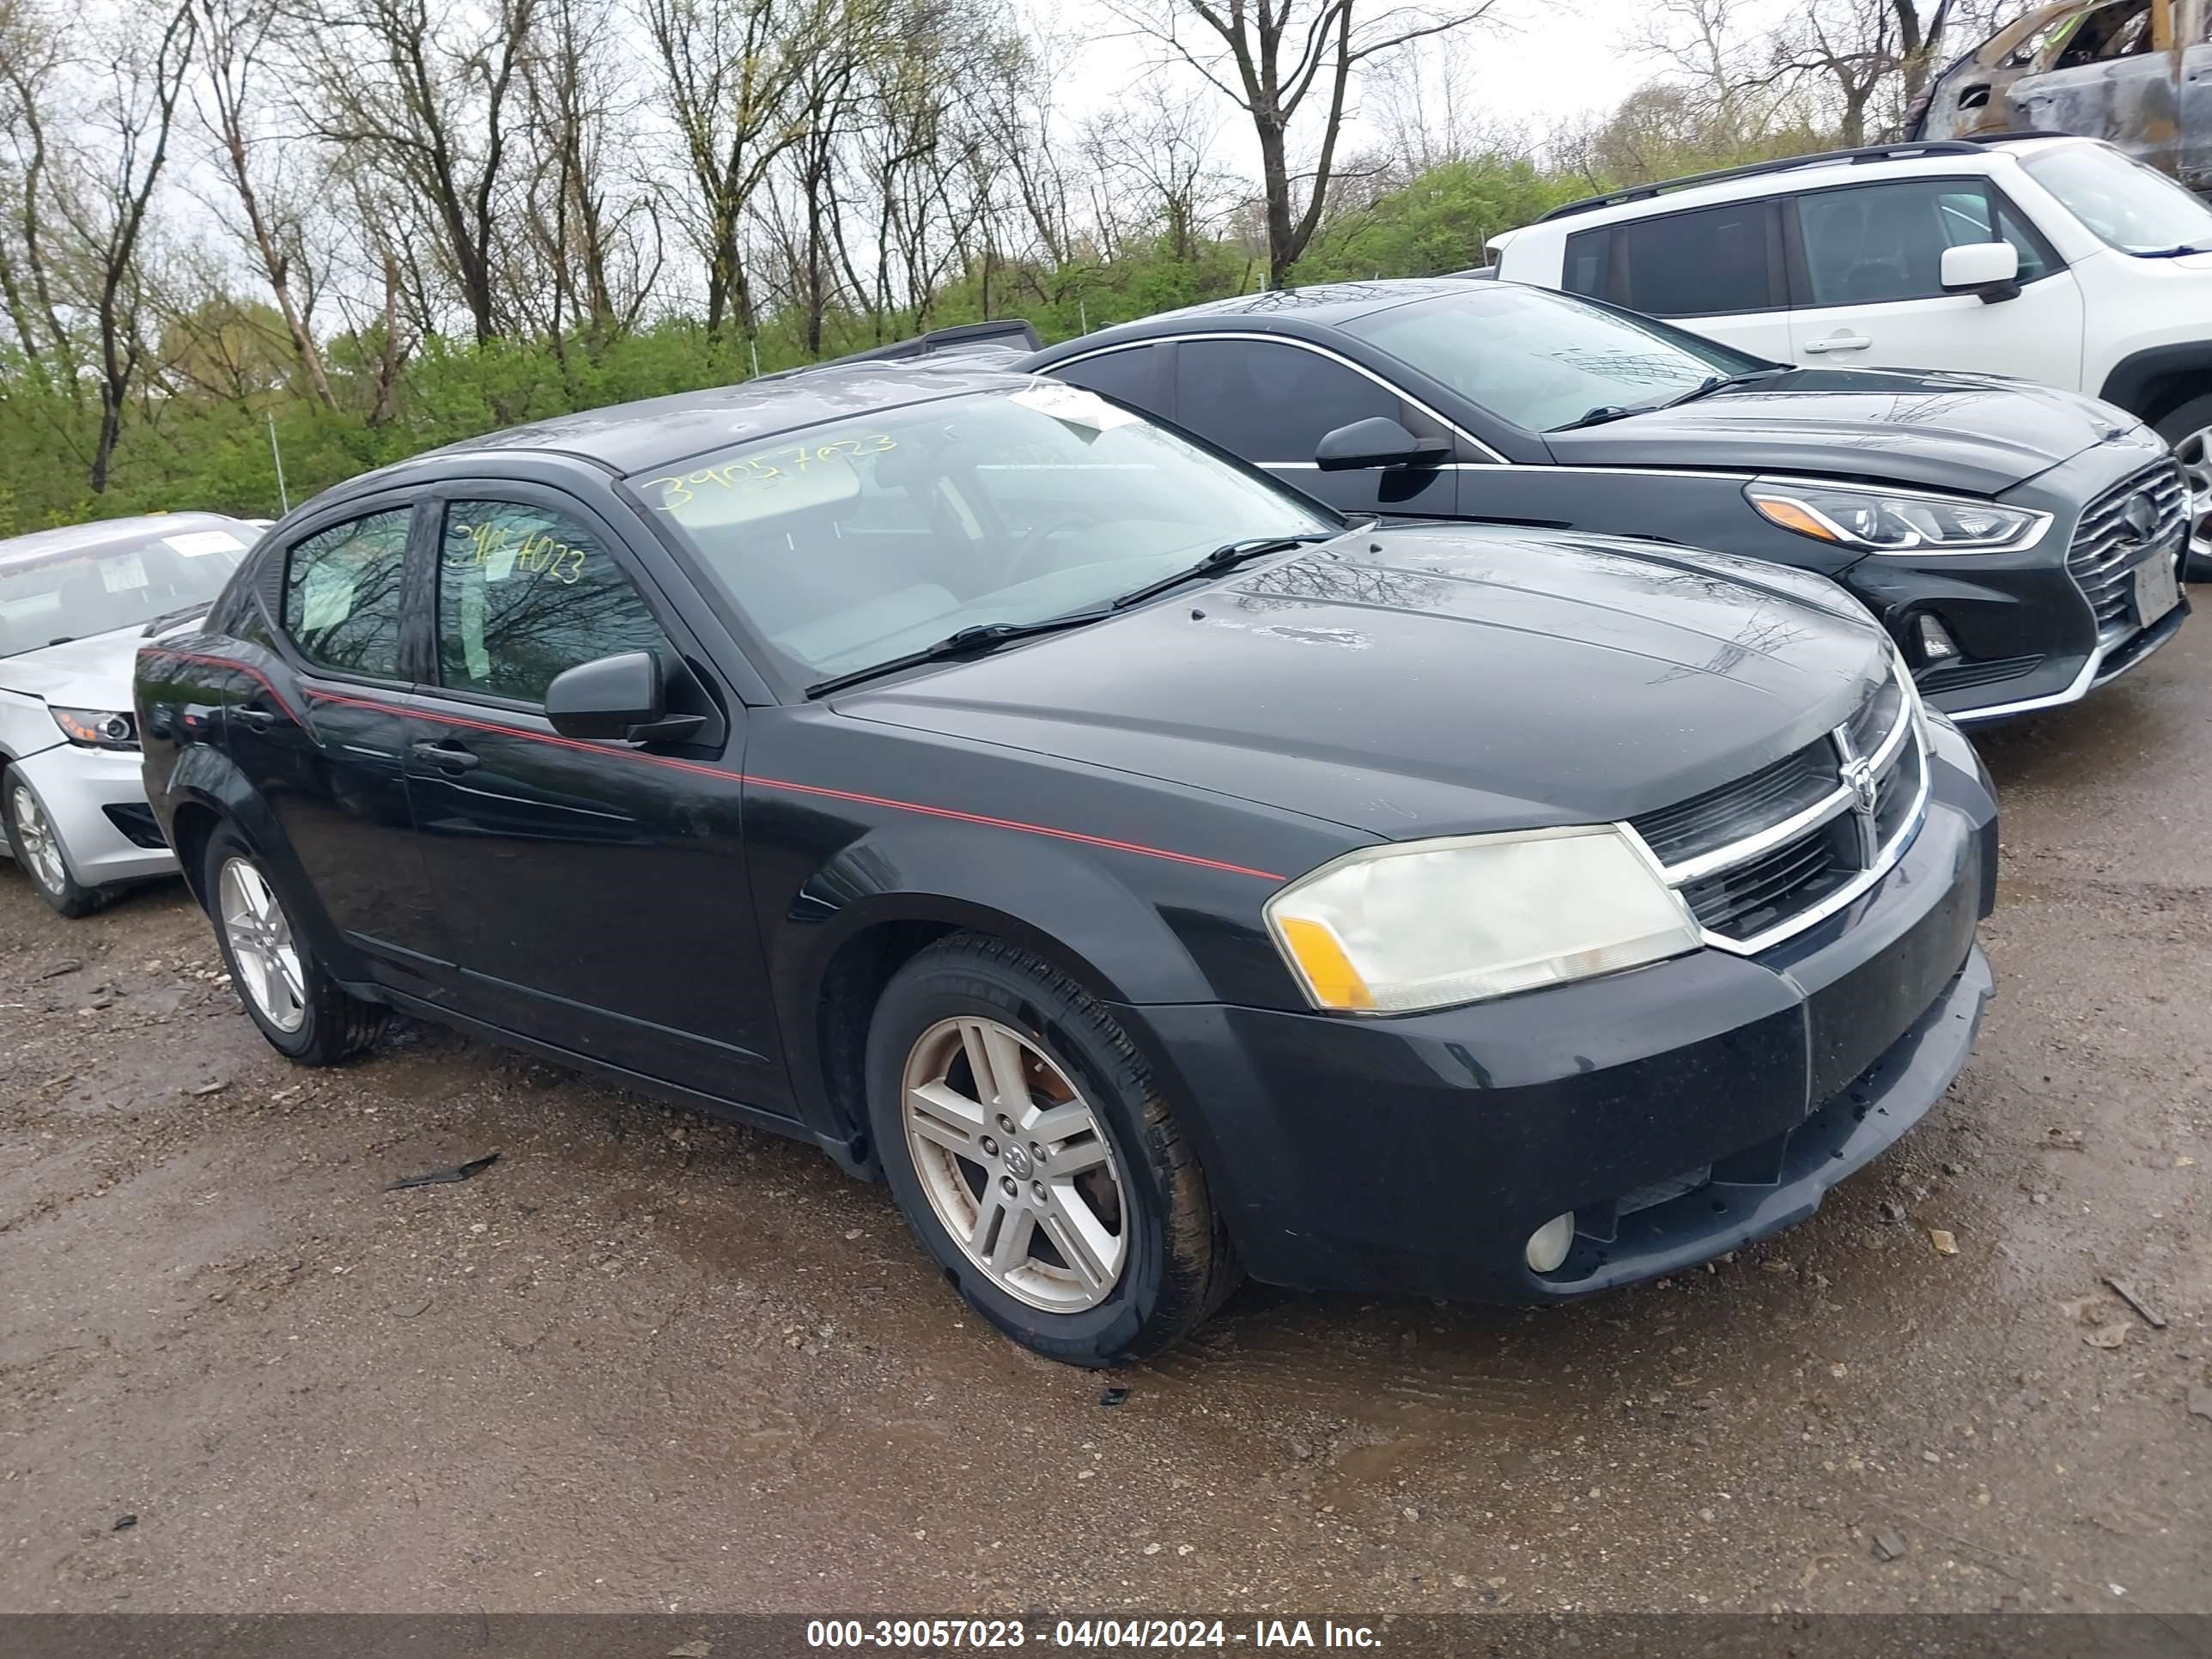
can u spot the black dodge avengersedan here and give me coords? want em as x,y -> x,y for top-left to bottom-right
137,362 -> 1996,1365
1022,279 -> 2191,723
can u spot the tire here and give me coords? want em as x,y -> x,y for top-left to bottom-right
2153,392 -> 2212,582
4,770 -> 105,918
201,826 -> 386,1065
865,933 -> 1240,1366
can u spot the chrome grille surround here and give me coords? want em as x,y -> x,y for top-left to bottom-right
2068,461 -> 2190,644
1623,664 -> 1929,957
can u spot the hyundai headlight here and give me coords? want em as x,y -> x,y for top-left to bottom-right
1747,483 -> 2047,553
50,706 -> 139,750
1265,826 -> 1702,1014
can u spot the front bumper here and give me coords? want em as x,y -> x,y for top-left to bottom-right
1122,720 -> 1997,1304
1840,446 -> 2191,724
7,741 -> 178,888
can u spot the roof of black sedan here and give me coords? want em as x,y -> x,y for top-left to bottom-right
1042,278 -> 1474,347
404,360 -> 1041,478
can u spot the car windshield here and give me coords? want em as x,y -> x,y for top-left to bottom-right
1340,286 -> 1764,434
629,385 -> 1337,683
0,523 -> 252,659
2022,143 -> 2212,254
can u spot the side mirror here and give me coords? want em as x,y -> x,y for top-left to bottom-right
544,651 -> 702,743
1939,240 -> 2021,304
1315,416 -> 1453,472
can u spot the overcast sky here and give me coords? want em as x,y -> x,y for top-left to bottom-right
1041,0 -> 1656,168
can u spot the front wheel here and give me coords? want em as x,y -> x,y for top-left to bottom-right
2154,392 -> 2212,581
4,772 -> 103,918
866,934 -> 1240,1366
203,827 -> 386,1064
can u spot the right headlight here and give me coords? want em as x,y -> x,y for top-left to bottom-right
1264,826 -> 1702,1014
1746,482 -> 2048,553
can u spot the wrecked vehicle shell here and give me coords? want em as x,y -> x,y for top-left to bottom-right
1909,0 -> 2210,193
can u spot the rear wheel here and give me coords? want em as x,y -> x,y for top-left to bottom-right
2154,392 -> 2212,581
4,773 -> 103,918
866,933 -> 1239,1366
203,827 -> 385,1064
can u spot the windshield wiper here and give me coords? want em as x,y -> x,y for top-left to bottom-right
1658,367 -> 1792,408
805,610 -> 1115,698
142,601 -> 213,636
2136,243 -> 2210,258
1554,368 -> 1790,430
1108,532 -> 1339,611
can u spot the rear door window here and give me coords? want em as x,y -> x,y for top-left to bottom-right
1606,201 -> 1783,316
280,509 -> 412,680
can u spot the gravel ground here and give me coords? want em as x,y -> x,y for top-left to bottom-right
1,629 -> 2207,1617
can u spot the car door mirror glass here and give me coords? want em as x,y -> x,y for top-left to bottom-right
1939,240 -> 2021,301
545,651 -> 688,741
1315,416 -> 1450,471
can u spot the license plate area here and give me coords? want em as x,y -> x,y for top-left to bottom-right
2134,552 -> 2180,628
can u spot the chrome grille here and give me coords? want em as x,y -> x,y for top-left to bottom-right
1629,744 -> 1837,866
2068,463 -> 2188,641
1627,665 -> 1928,954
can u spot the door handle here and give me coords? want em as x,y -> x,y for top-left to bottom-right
410,738 -> 482,773
229,708 -> 278,731
1803,334 -> 1871,355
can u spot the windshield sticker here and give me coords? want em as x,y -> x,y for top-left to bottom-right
101,553 -> 150,592
1008,383 -> 1139,432
642,437 -> 886,525
164,529 -> 247,557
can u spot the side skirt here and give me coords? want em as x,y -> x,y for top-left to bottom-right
365,983 -> 873,1178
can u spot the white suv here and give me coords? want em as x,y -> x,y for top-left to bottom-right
1490,135 -> 2212,575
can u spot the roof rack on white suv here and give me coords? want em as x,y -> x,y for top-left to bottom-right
1492,134 -> 2212,575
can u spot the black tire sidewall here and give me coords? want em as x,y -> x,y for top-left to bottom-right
201,829 -> 326,1060
2151,391 -> 2212,448
866,949 -> 1176,1366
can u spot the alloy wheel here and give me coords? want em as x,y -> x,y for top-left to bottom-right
218,856 -> 307,1034
10,782 -> 68,896
2178,423 -> 2212,573
900,1016 -> 1127,1312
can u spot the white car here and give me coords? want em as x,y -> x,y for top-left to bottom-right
0,514 -> 258,915
1487,134 -> 2212,576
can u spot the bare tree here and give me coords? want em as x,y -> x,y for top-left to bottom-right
0,0 -> 74,375
189,0 -> 337,406
1109,0 -> 1496,287
293,0 -> 539,343
639,0 -> 827,337
61,2 -> 196,492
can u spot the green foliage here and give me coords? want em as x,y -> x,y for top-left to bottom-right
0,145 -> 1765,534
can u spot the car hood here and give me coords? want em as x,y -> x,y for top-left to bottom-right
833,526 -> 1890,840
0,624 -> 146,708
1545,367 -> 2144,495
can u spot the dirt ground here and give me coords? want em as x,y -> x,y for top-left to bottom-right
2,633 -> 2208,1619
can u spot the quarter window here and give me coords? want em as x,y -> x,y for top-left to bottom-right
1796,180 -> 2051,305
1173,339 -> 1399,462
436,500 -> 669,704
281,509 -> 411,680
1607,202 -> 1781,316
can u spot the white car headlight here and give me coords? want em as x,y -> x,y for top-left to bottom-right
1747,482 -> 2047,554
1265,826 -> 1703,1014
50,706 -> 139,751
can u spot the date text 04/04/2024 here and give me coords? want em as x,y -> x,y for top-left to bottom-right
804,1621 -> 1382,1650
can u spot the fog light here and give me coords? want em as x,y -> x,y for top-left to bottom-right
1912,612 -> 1960,665
1525,1212 -> 1575,1273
